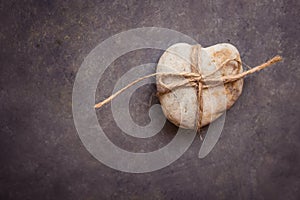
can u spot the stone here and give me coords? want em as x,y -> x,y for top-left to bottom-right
156,43 -> 244,129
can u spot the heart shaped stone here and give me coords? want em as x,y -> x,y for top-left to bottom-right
156,43 -> 243,129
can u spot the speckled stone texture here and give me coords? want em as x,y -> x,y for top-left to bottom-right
0,0 -> 299,200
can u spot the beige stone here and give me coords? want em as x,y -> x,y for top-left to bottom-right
156,43 -> 243,129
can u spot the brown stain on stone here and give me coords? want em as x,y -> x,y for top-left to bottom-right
212,47 -> 244,111
213,48 -> 233,61
224,80 -> 243,109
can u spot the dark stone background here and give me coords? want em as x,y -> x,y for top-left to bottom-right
0,0 -> 299,199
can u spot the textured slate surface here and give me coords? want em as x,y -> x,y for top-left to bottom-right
0,0 -> 299,199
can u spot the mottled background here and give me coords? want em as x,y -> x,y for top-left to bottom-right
0,0 -> 299,199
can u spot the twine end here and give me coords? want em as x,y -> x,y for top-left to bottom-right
272,55 -> 283,63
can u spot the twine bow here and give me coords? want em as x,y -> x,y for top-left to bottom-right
95,44 -> 282,131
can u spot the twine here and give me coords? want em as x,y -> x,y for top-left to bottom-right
94,45 -> 282,131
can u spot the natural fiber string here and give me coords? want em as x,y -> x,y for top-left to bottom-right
94,48 -> 282,130
94,56 -> 282,107
190,45 -> 203,131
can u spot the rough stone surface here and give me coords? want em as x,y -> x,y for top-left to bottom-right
0,0 -> 299,200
